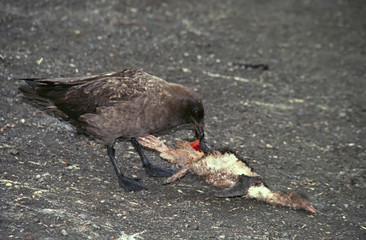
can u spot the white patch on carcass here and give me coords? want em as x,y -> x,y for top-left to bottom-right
191,153 -> 259,177
246,184 -> 273,201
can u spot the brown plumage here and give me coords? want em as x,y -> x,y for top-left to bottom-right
18,68 -> 205,192
138,135 -> 316,213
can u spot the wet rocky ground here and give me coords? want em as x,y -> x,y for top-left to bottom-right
1,0 -> 365,239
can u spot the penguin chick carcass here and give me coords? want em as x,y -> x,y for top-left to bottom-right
138,135 -> 316,213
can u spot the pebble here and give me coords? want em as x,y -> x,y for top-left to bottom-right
281,232 -> 289,238
9,148 -> 19,155
61,229 -> 68,236
218,234 -> 226,239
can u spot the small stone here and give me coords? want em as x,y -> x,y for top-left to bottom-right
338,112 -> 346,118
61,229 -> 68,236
218,234 -> 226,239
265,143 -> 273,149
182,68 -> 191,73
9,148 -> 18,155
281,232 -> 289,238
36,57 -> 43,65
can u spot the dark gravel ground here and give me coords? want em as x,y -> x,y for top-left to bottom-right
1,0 -> 365,239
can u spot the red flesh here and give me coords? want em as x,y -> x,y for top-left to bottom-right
190,140 -> 201,152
